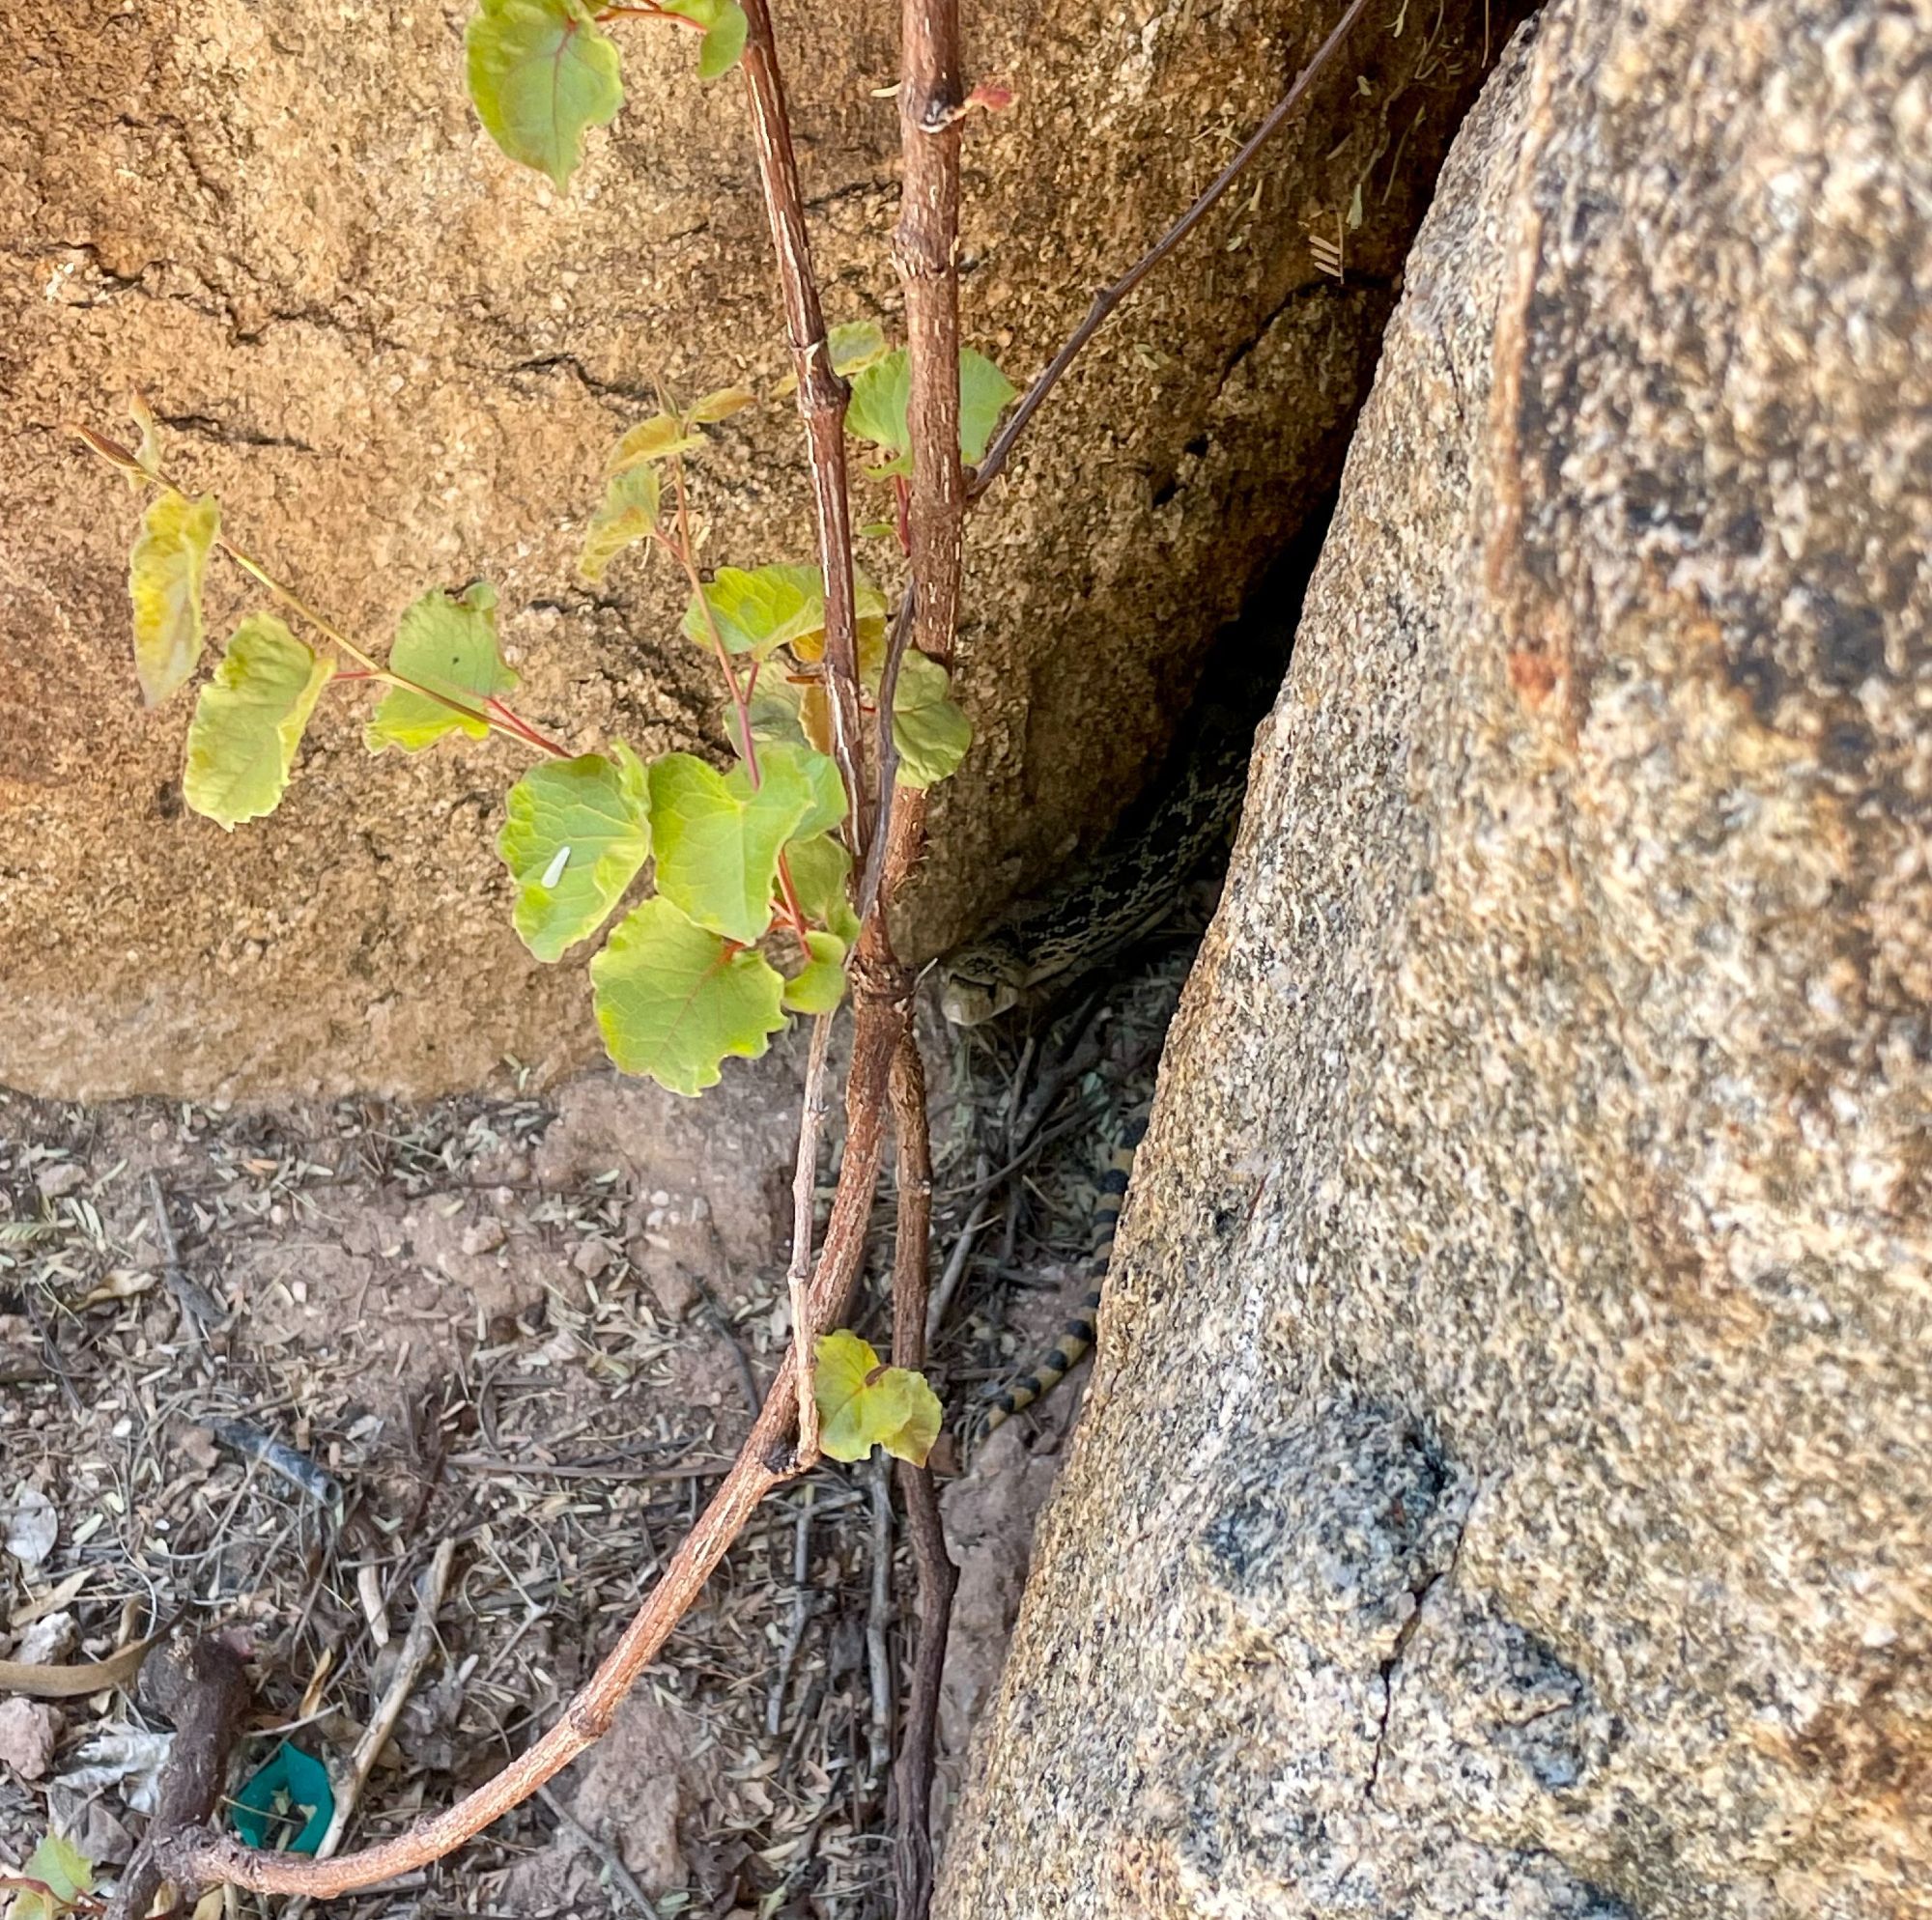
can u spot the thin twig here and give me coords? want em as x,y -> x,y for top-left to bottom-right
926,1193 -> 992,1350
735,0 -> 870,857
969,0 -> 1371,497
765,1484 -> 815,1736
887,1034 -> 957,1920
858,590 -> 917,918
864,1457 -> 895,1789
146,1173 -> 222,1345
283,1542 -> 457,1920
787,1013 -> 836,1466
535,1786 -> 655,1915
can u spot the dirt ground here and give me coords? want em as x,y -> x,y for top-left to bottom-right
0,933 -> 1198,1920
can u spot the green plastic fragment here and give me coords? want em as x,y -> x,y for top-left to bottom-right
230,1741 -> 335,1854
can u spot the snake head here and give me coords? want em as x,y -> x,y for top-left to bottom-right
936,937 -> 1029,1026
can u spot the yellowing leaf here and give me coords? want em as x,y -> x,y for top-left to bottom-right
783,566 -> 888,665
721,680 -> 809,760
590,896 -> 786,1095
813,1329 -> 942,1465
365,582 -> 517,753
781,929 -> 847,1014
498,744 -> 650,960
687,384 -> 756,425
647,750 -> 819,944
891,649 -> 971,788
827,320 -> 889,376
580,463 -> 660,583
465,0 -> 623,191
11,1831 -> 94,1920
774,320 -> 889,399
608,413 -> 706,473
683,564 -> 826,660
183,615 -> 334,830
128,489 -> 219,707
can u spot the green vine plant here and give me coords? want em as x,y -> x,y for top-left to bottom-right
79,333 -> 994,1098
50,0 -> 1371,1912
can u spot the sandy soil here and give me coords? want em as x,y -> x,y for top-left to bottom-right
0,945 -> 1192,1920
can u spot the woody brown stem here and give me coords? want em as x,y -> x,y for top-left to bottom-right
736,0 -> 870,860
892,0 -> 965,683
157,974 -> 910,1900
888,1033 -> 957,1920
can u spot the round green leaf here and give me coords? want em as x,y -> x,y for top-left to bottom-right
184,615 -> 334,830
759,741 -> 845,839
845,347 -> 1015,472
647,750 -> 820,944
891,649 -> 971,788
696,0 -> 747,77
498,744 -> 650,960
845,351 -> 911,466
958,348 -> 1019,465
466,0 -> 623,191
813,1329 -> 943,1465
591,896 -> 786,1095
366,582 -> 517,754
781,833 -> 859,943
128,489 -> 219,707
781,929 -> 848,1014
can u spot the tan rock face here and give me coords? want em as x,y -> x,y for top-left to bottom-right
939,3 -> 1932,1915
0,0 -> 1496,1099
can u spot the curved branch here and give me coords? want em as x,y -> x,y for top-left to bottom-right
969,0 -> 1370,497
159,977 -> 913,1901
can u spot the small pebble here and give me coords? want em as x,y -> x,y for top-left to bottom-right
645,1263 -> 699,1322
14,1613 -> 77,1665
462,1220 -> 507,1256
573,1237 -> 614,1281
34,1162 -> 86,1201
0,1698 -> 59,1782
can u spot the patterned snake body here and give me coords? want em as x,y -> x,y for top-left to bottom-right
935,664 -> 1272,1027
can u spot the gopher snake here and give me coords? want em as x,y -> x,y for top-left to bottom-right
940,637 -> 1282,1426
936,649 -> 1274,1027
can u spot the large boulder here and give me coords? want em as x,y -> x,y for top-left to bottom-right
938,3 -> 1931,1915
0,0 -> 1498,1098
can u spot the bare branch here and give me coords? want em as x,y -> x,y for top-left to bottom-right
970,0 -> 1370,497
736,0 -> 871,857
159,979 -> 912,1900
888,1033 -> 957,1920
858,589 -> 917,918
786,1011 -> 837,1466
892,0 -> 966,677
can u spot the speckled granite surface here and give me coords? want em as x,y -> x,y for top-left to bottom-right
937,3 -> 1931,1913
